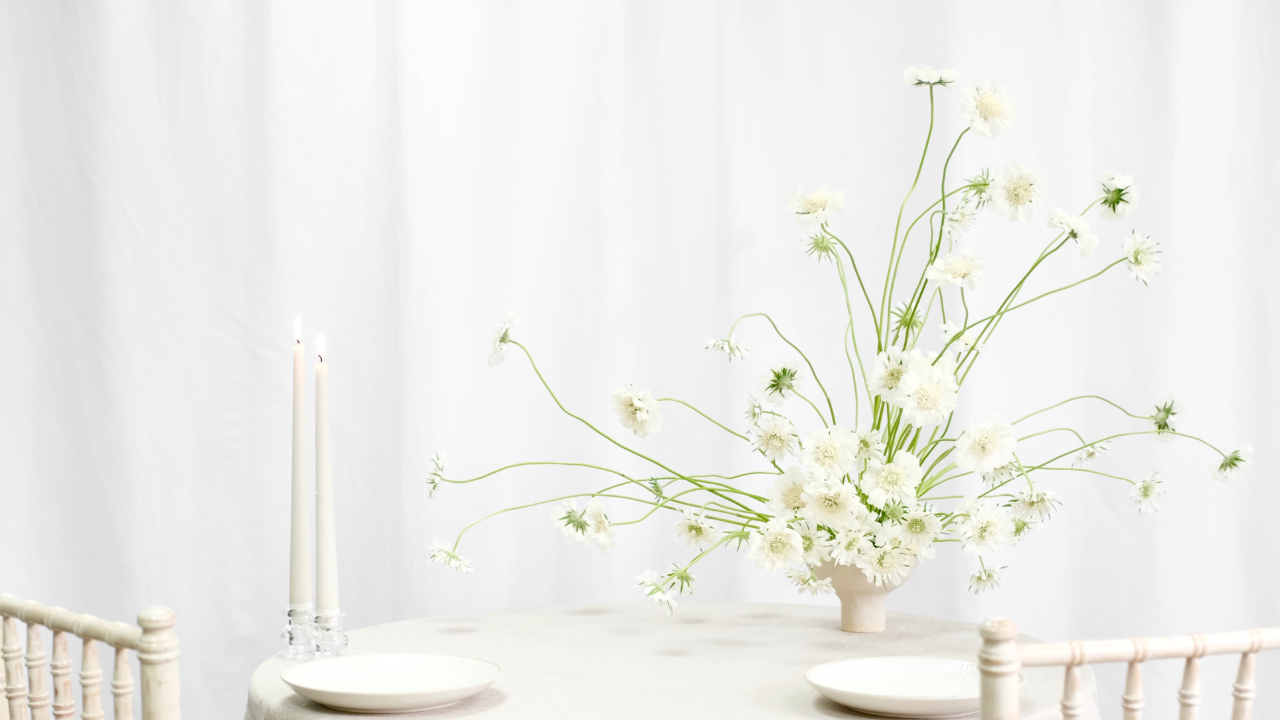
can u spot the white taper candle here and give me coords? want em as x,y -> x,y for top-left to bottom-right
289,316 -> 313,609
314,333 -> 339,613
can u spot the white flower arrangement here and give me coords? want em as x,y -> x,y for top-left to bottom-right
424,67 -> 1249,612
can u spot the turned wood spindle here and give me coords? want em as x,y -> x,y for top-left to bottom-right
50,632 -> 73,720
1121,638 -> 1148,720
1230,630 -> 1263,720
1059,642 -> 1085,720
1177,634 -> 1206,720
3,617 -> 27,720
25,624 -> 50,720
978,618 -> 1021,720
79,639 -> 102,720
110,649 -> 131,720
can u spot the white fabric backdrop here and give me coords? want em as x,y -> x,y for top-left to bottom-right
2,2 -> 1277,718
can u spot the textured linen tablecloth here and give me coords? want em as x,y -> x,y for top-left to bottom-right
245,602 -> 1097,720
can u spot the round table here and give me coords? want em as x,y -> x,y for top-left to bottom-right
245,603 -> 1098,720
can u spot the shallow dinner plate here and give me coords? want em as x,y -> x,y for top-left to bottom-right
805,656 -> 979,718
281,652 -> 501,714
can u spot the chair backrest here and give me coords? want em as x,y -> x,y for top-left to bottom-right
0,595 -> 179,720
978,617 -> 1280,720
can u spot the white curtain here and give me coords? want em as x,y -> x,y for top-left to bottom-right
2,2 -> 1277,718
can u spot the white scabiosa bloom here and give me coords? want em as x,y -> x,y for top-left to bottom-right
487,312 -> 521,367
768,466 -> 811,518
674,510 -> 722,550
1215,444 -> 1252,482
1123,232 -> 1161,284
852,425 -> 887,464
704,335 -> 749,361
612,384 -> 663,438
743,392 -> 767,422
758,360 -> 804,405
636,570 -> 678,615
752,414 -> 798,463
748,519 -> 805,570
800,426 -> 860,481
898,361 -> 959,426
428,538 -> 473,573
1048,208 -> 1099,257
787,187 -> 844,226
944,200 -> 978,239
1131,472 -> 1164,513
896,506 -> 942,559
551,500 -> 589,543
1073,441 -> 1111,468
955,418 -> 1017,475
793,519 -> 833,567
982,462 -> 1017,486
869,348 -> 918,407
788,569 -> 836,596
801,478 -> 859,527
957,500 -> 1014,555
989,163 -> 1044,221
903,65 -> 958,86
1011,489 -> 1061,522
925,247 -> 985,290
1151,397 -> 1180,436
584,499 -> 615,551
968,565 -> 1002,594
862,452 -> 923,508
423,452 -> 450,497
855,539 -> 915,587
831,527 -> 874,565
960,81 -> 1017,139
1099,171 -> 1138,221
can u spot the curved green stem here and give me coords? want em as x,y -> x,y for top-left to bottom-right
1013,395 -> 1152,425
726,313 -> 836,425
881,85 -> 937,337
658,397 -> 750,441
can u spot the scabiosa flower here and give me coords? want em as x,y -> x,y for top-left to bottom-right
898,361 -> 959,427
925,248 -> 985,290
851,425 -> 887,464
748,519 -> 805,571
990,163 -> 1044,221
1151,397 -> 1180,436
800,426 -> 860,481
487,312 -> 521,367
955,418 -> 1017,475
891,302 -> 926,337
428,539 -> 473,573
1131,472 -> 1164,513
968,565 -> 1003,593
961,81 -> 1017,139
612,384 -> 663,438
1048,209 -> 1099,257
768,466 -> 811,518
787,187 -> 844,226
903,65 -> 958,87
752,414 -> 798,463
805,231 -> 839,262
957,500 -> 1014,555
675,509 -> 722,550
663,564 -> 696,594
1123,232 -> 1161,284
743,392 -> 767,422
788,569 -> 836,596
831,527 -> 874,565
801,477 -> 860,527
1073,442 -> 1111,467
636,570 -> 678,615
862,452 -> 923,508
964,168 -> 993,209
423,452 -> 450,497
759,360 -> 804,405
584,499 -> 615,551
1215,444 -> 1252,482
1099,171 -> 1138,221
1011,489 -> 1061,522
982,462 -> 1017,486
896,505 -> 942,558
944,200 -> 978,239
855,539 -> 915,587
939,321 -> 983,355
793,519 -> 833,567
705,335 -> 749,360
869,348 -> 918,407
551,500 -> 589,543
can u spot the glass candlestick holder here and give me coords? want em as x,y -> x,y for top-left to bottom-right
313,610 -> 348,657
278,605 -> 316,661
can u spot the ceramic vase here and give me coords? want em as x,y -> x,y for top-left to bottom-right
817,560 -> 913,633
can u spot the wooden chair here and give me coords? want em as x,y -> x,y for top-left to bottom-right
0,595 -> 179,720
978,617 -> 1280,720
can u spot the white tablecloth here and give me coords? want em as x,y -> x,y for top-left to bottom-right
244,602 -> 1097,720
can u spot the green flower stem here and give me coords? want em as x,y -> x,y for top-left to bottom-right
939,129 -> 969,216
668,532 -> 744,586
828,233 -> 881,342
444,460 -> 637,485
451,487 -> 652,549
791,389 -> 830,428
1017,427 -> 1087,445
837,258 -> 873,408
1032,467 -> 1135,484
511,341 -> 759,515
1012,395 -> 1152,425
918,495 -> 964,502
887,188 -> 976,341
658,397 -> 750,441
617,486 -> 765,526
880,85 -> 937,338
726,313 -> 837,425
917,465 -> 965,496
843,322 -> 862,427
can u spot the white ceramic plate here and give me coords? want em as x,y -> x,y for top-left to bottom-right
281,652 -> 501,714
805,656 -> 979,718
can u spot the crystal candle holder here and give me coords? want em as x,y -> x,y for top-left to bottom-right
313,610 -> 348,658
278,606 -> 316,661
